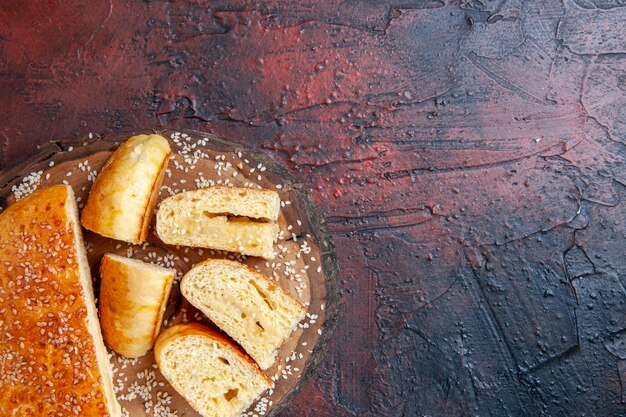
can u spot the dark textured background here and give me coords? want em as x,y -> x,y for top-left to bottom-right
1,1 -> 625,416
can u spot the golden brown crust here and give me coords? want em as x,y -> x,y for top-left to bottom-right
155,323 -> 270,385
0,185 -> 120,417
81,134 -> 171,244
138,153 -> 170,242
99,254 -> 175,358
151,264 -> 175,346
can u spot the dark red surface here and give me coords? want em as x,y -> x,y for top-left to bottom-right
1,1 -> 625,416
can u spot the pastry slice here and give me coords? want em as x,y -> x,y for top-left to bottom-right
0,185 -> 121,417
180,259 -> 306,369
154,323 -> 271,417
81,134 -> 171,244
156,186 -> 280,259
99,253 -> 175,358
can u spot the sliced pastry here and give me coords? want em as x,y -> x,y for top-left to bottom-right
156,186 -> 280,259
181,259 -> 306,369
155,323 -> 271,417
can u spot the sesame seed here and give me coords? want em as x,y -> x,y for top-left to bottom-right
2,130 -> 324,416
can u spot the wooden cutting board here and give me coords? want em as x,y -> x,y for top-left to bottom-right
0,130 -> 339,417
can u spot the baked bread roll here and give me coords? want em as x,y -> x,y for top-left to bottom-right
181,259 -> 306,369
99,253 -> 175,358
81,134 -> 171,244
155,323 -> 271,417
0,185 -> 121,417
156,186 -> 280,259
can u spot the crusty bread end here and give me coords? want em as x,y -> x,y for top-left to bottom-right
99,253 -> 175,358
81,134 -> 171,244
155,323 -> 271,417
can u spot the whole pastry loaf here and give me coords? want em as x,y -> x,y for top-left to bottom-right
0,185 -> 121,417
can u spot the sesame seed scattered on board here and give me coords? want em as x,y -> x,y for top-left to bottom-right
3,131 -> 325,416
